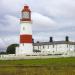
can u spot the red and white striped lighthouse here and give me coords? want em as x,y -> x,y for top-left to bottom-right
18,5 -> 33,55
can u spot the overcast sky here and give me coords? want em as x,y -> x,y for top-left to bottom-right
0,0 -> 75,51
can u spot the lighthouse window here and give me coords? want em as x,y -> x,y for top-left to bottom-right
22,12 -> 29,18
23,27 -> 25,30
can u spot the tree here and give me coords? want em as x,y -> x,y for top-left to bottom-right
6,44 -> 19,54
0,52 -> 6,55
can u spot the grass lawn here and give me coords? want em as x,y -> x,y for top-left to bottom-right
0,57 -> 75,65
0,57 -> 75,75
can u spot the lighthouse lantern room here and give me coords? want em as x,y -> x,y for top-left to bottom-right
21,5 -> 31,21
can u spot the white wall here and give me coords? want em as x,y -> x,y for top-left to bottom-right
16,44 -> 33,55
20,22 -> 32,35
33,44 -> 75,55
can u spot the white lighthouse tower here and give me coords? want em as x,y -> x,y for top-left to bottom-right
16,5 -> 33,55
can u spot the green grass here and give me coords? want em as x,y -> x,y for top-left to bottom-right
0,57 -> 75,65
0,57 -> 75,75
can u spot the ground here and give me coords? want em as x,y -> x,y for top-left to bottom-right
0,57 -> 75,75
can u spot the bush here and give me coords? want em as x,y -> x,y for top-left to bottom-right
6,44 -> 19,54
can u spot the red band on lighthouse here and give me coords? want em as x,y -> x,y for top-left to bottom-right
22,6 -> 31,12
20,35 -> 32,43
20,18 -> 31,21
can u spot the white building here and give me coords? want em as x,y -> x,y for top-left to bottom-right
33,37 -> 75,56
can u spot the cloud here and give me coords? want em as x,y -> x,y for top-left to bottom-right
0,38 -> 6,51
32,12 -> 56,31
0,0 -> 75,51
0,15 -> 20,37
4,36 -> 19,46
0,14 -> 20,51
32,12 -> 56,26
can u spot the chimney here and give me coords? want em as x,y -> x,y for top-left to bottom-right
65,36 -> 69,42
37,41 -> 39,43
49,37 -> 53,42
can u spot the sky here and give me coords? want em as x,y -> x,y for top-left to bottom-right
0,0 -> 75,51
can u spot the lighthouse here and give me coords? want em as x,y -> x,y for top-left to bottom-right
16,5 -> 33,55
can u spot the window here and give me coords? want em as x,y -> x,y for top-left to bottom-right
43,45 -> 44,49
23,27 -> 25,30
48,45 -> 49,49
22,12 -> 29,18
67,44 -> 68,48
38,46 -> 39,50
53,44 -> 54,48
74,45 -> 75,52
